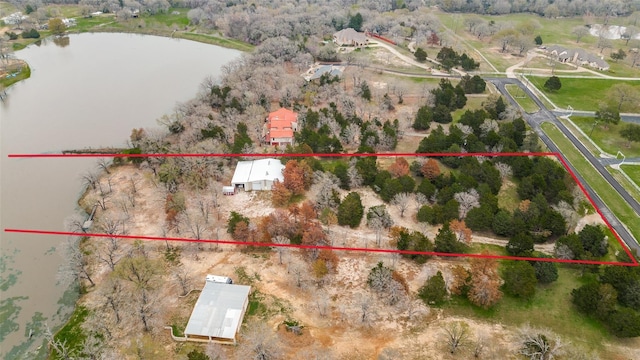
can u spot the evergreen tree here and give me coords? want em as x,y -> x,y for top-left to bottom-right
337,192 -> 364,228
418,271 -> 448,305
414,47 -> 427,62
543,76 -> 562,92
503,261 -> 537,299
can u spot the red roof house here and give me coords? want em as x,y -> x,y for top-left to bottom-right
265,108 -> 298,146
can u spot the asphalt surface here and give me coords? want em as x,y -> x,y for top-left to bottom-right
488,78 -> 640,256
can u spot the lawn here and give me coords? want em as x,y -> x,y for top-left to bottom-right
506,84 -> 540,113
526,76 -> 640,111
621,164 -> 640,188
568,116 -> 640,157
443,267 -> 614,354
541,122 -> 640,243
452,97 -> 486,123
0,63 -> 30,88
178,32 -> 254,52
607,168 -> 640,203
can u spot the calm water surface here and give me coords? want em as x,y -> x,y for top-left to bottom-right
0,33 -> 240,358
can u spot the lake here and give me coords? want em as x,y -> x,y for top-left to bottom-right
0,32 -> 240,359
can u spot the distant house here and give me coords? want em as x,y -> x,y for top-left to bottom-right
546,45 -> 610,71
264,108 -> 298,146
231,158 -> 285,191
183,278 -> 250,344
304,64 -> 343,81
333,28 -> 369,47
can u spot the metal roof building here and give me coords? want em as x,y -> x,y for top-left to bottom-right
183,281 -> 251,344
230,158 -> 285,191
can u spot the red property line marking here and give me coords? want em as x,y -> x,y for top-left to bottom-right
7,152 -> 557,158
6,151 -> 637,266
555,154 -> 638,266
3,229 -> 637,266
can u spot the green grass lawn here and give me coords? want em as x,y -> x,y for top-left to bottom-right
178,32 -> 254,52
506,84 -> 540,113
621,164 -> 640,188
607,168 -> 640,203
497,179 -> 520,213
568,116 -> 640,157
541,122 -> 640,244
51,305 -> 88,360
452,97 -> 486,123
443,267 -> 613,354
527,76 -> 640,111
0,63 -> 30,88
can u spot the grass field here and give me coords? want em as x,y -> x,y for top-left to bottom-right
541,122 -> 640,243
506,84 -> 539,113
527,76 -> 640,111
452,97 -> 486,123
0,63 -> 30,88
443,267 -> 615,354
568,116 -> 640,157
607,167 -> 640,203
621,164 -> 640,187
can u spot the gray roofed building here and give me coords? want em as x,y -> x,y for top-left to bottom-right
306,65 -> 344,81
183,281 -> 251,344
333,28 -> 368,47
546,45 -> 610,71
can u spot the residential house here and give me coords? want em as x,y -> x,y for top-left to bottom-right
547,45 -> 610,71
264,107 -> 298,146
304,64 -> 344,81
333,28 -> 369,47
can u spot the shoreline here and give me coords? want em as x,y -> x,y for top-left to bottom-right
2,24 -> 252,91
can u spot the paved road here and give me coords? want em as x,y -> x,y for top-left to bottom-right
552,109 -> 640,124
489,77 -> 640,255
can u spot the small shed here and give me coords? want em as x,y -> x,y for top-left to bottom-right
231,158 -> 285,191
183,281 -> 251,344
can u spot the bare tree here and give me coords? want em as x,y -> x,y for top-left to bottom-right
443,321 -> 469,354
454,189 -> 481,219
289,261 -> 306,288
391,193 -> 412,218
81,169 -> 100,191
44,323 -> 75,360
474,329 -> 488,358
58,237 -> 95,287
495,162 -> 513,180
113,254 -> 164,332
357,293 -> 372,324
97,158 -> 112,174
99,276 -> 125,326
172,264 -> 192,296
272,235 -> 290,265
237,320 -> 282,360
206,342 -> 228,360
572,26 -> 589,43
517,324 -> 565,360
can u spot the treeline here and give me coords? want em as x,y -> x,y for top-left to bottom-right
430,0 -> 637,17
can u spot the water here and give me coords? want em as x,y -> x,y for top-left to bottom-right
0,33 -> 240,358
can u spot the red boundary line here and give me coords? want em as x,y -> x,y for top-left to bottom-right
8,152 -> 555,158
5,151 -> 638,266
3,229 -> 636,266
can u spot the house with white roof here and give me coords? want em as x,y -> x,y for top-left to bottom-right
230,158 -> 285,191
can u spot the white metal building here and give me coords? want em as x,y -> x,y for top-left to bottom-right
183,280 -> 251,344
230,158 -> 285,191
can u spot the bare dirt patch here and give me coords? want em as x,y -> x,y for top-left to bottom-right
75,164 -> 638,359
